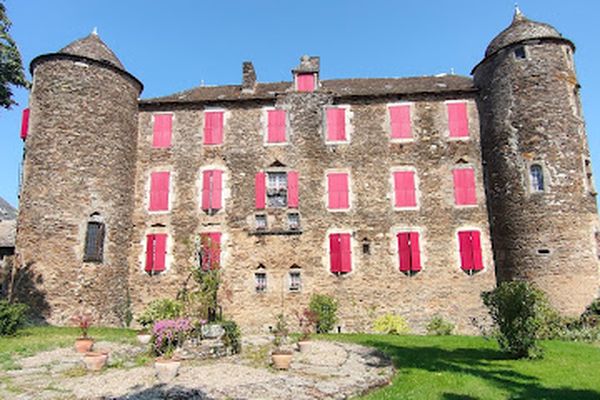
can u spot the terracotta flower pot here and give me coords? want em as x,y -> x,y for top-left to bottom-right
83,351 -> 108,371
154,358 -> 181,382
271,351 -> 293,370
75,337 -> 94,353
137,333 -> 152,345
297,340 -> 311,353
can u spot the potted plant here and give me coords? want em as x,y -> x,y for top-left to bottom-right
295,308 -> 317,352
82,350 -> 109,371
136,328 -> 152,345
72,311 -> 94,353
152,318 -> 192,382
271,314 -> 293,370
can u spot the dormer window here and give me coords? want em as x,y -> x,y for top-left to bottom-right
292,55 -> 320,92
296,73 -> 315,92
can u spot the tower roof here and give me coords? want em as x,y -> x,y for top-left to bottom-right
485,8 -> 563,57
59,31 -> 125,70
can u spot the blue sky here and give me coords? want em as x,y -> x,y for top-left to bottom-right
1,0 -> 599,207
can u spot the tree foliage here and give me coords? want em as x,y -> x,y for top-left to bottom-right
0,1 -> 27,109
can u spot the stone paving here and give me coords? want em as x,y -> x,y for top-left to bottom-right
0,338 -> 394,399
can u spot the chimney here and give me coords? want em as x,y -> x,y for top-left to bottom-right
242,61 -> 257,93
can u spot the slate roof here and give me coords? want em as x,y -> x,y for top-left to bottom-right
0,220 -> 16,248
0,197 -> 16,221
140,74 -> 475,105
59,33 -> 125,70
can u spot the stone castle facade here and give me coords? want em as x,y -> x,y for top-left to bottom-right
14,10 -> 599,333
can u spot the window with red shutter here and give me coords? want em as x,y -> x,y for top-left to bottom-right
152,114 -> 172,148
149,172 -> 170,211
20,108 -> 29,140
393,170 -> 417,208
267,109 -> 287,143
329,233 -> 352,274
458,230 -> 484,273
453,168 -> 477,206
397,232 -> 421,274
326,107 -> 347,142
447,102 -> 469,138
204,111 -> 224,145
389,104 -> 412,139
287,171 -> 299,208
327,172 -> 349,210
145,233 -> 167,273
201,169 -> 223,213
200,232 -> 221,271
296,73 -> 315,92
255,172 -> 266,209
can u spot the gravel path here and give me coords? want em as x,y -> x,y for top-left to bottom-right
0,338 -> 394,400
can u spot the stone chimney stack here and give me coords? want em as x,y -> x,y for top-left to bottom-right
242,61 -> 257,93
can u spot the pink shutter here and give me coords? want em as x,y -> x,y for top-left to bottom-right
409,232 -> 421,271
267,109 -> 286,143
394,171 -> 416,207
326,108 -> 346,141
255,172 -> 266,209
389,105 -> 411,139
448,102 -> 469,138
471,231 -> 484,271
153,234 -> 167,272
212,170 -> 223,210
340,233 -> 352,272
149,172 -> 170,211
329,234 -> 341,273
398,233 -> 411,272
297,73 -> 315,92
201,170 -> 211,210
458,231 -> 474,271
152,114 -> 172,148
204,111 -> 224,145
453,168 -> 476,205
201,232 -> 221,270
287,171 -> 299,208
328,173 -> 349,209
20,108 -> 30,140
145,234 -> 155,272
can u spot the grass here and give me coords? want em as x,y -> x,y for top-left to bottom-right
326,334 -> 600,400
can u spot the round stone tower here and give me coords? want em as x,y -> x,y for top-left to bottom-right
16,32 -> 142,325
473,9 -> 599,315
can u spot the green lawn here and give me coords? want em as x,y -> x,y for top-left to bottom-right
330,334 -> 600,400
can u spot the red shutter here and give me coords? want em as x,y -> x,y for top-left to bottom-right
409,232 -> 421,271
448,102 -> 469,138
328,173 -> 349,209
149,172 -> 170,211
20,108 -> 30,140
255,172 -> 266,209
458,231 -> 474,271
145,234 -> 155,272
329,234 -> 341,273
398,233 -> 411,272
340,233 -> 352,273
453,168 -> 476,205
471,231 -> 484,271
389,105 -> 411,139
267,109 -> 286,143
152,114 -> 172,148
326,108 -> 346,141
394,171 -> 416,207
297,73 -> 315,92
204,111 -> 224,145
287,171 -> 299,208
202,170 -> 223,211
202,170 -> 211,210
153,234 -> 167,272
201,232 -> 221,270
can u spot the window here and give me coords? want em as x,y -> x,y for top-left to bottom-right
514,46 -> 526,60
296,73 -> 315,92
145,233 -> 167,273
326,107 -> 347,142
255,214 -> 267,230
584,159 -> 596,194
203,111 -> 224,145
393,170 -> 417,208
389,104 -> 412,139
447,102 -> 469,138
266,109 -> 287,143
327,172 -> 350,210
20,108 -> 29,140
199,232 -> 221,271
289,269 -> 301,291
453,168 -> 477,206
329,233 -> 352,274
255,171 -> 299,209
149,171 -> 170,211
288,213 -> 300,230
267,172 -> 287,207
152,114 -> 172,148
83,221 -> 105,262
255,272 -> 267,292
201,169 -> 223,213
458,230 -> 484,273
362,238 -> 371,255
397,232 -> 421,274
530,164 -> 545,192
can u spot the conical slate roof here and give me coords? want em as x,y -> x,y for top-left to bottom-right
485,9 -> 563,57
0,197 -> 16,221
59,32 -> 125,70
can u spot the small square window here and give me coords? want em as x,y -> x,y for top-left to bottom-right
255,215 -> 267,231
514,46 -> 526,60
267,172 -> 287,208
288,213 -> 300,230
289,271 -> 301,291
255,272 -> 267,292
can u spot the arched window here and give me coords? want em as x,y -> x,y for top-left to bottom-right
83,213 -> 105,262
530,164 -> 545,192
255,264 -> 267,293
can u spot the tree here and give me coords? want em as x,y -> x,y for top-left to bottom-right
0,1 -> 27,109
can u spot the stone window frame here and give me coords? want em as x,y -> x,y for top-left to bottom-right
294,72 -> 318,92
583,158 -> 597,196
151,112 -> 175,149
288,265 -> 302,292
451,164 -> 479,209
202,107 -> 228,146
325,228 -> 356,277
323,104 -> 353,145
287,212 -> 301,231
324,168 -> 353,213
197,165 -> 229,215
513,45 -> 527,61
525,160 -> 550,196
83,213 -> 105,264
262,106 -> 290,146
254,265 -> 267,293
386,101 -> 415,143
146,167 -> 174,215
266,170 -> 289,208
444,99 -> 471,142
453,226 -> 486,275
255,213 -> 268,231
390,166 -> 421,211
390,226 -> 426,276
140,226 -> 173,275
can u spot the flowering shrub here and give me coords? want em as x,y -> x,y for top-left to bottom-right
71,311 -> 93,338
152,318 -> 193,358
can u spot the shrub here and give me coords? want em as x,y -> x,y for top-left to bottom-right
482,281 -> 554,359
137,298 -> 183,329
373,313 -> 410,335
152,318 -> 193,357
0,300 -> 28,336
309,294 -> 338,333
426,316 -> 455,336
220,320 -> 241,354
581,298 -> 600,328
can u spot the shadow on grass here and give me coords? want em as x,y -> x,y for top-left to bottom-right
362,339 -> 600,400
